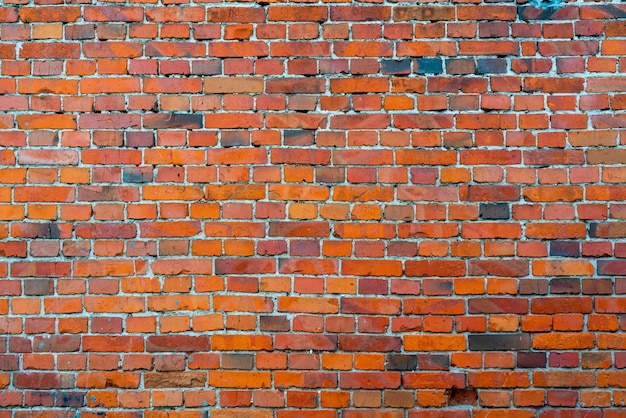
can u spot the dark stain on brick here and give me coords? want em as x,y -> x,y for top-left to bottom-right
468,333 -> 531,351
222,353 -> 254,370
26,391 -> 55,407
583,4 -> 626,18
56,391 -> 86,407
447,388 -> 478,406
518,0 -> 567,21
284,130 -> 315,146
221,131 -> 250,147
123,167 -> 153,183
422,278 -> 453,296
33,223 -> 61,239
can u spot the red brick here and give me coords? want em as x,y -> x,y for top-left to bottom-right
1,2 -> 625,410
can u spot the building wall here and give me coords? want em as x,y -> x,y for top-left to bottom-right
1,0 -> 626,416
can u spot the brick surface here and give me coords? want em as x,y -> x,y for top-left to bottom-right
0,0 -> 625,414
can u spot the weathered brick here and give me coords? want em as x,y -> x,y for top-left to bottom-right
468,334 -> 531,351
0,1 -> 624,412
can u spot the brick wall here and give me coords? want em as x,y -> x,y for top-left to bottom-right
1,0 -> 626,416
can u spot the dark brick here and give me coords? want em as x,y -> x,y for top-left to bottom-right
56,391 -> 86,407
479,203 -> 510,220
549,278 -> 580,294
479,22 -> 509,38
284,130 -> 314,146
260,316 -> 290,332
589,222 -> 626,238
448,388 -> 477,406
468,333 -> 531,351
517,351 -> 547,368
65,24 -> 95,40
415,58 -> 443,74
550,241 -> 580,257
549,352 -> 579,368
469,260 -> 528,277
290,240 -> 320,256
340,335 -> 401,352
477,58 -> 508,74
381,59 -> 411,75
221,131 -> 250,147
446,58 -> 475,75
422,278 -> 453,296
143,114 -> 203,129
123,167 -> 153,183
25,391 -> 55,407
97,24 -> 126,41
10,337 -> 32,353
192,60 -> 222,75
581,352 -> 611,368
418,354 -> 449,370
0,354 -> 19,370
222,354 -> 254,370
386,354 -> 417,371
24,279 -> 54,296
126,131 -> 154,147
582,278 -> 613,295
146,336 -> 211,352
519,279 -> 548,295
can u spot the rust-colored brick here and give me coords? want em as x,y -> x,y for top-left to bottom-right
1,0 -> 625,415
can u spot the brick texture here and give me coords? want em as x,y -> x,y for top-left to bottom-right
1,0 -> 626,415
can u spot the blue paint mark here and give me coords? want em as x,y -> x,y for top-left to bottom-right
518,0 -> 566,21
529,0 -> 563,8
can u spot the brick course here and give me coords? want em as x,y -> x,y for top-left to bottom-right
1,0 -> 626,415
